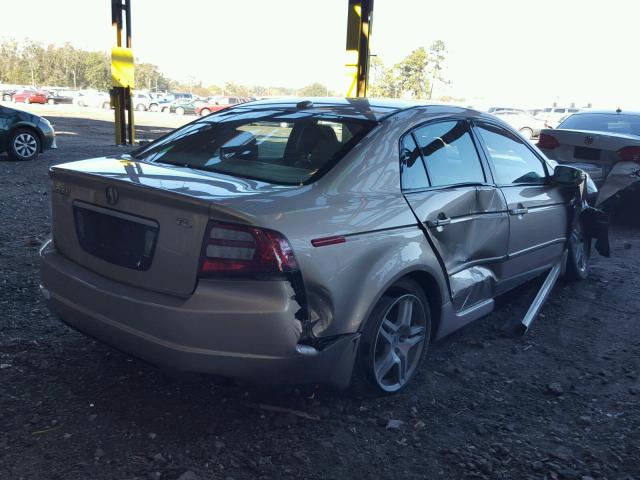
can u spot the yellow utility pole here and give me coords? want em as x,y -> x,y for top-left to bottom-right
111,0 -> 135,145
345,0 -> 374,97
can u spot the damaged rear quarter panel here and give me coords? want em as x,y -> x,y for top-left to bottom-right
217,116 -> 450,339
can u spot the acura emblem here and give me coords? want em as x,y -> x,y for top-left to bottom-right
105,186 -> 119,205
584,135 -> 594,145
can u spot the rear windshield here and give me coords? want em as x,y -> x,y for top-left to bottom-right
133,109 -> 375,185
558,113 -> 640,136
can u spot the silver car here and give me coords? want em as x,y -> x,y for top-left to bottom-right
40,98 -> 597,393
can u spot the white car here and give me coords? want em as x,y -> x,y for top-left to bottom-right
132,93 -> 153,111
537,110 -> 640,206
75,91 -> 111,109
492,110 -> 547,139
534,107 -> 581,128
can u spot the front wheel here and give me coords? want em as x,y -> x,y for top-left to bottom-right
8,128 -> 41,161
565,221 -> 591,281
47,98 -> 55,105
356,279 -> 431,394
200,108 -> 210,116
175,107 -> 185,115
24,98 -> 30,104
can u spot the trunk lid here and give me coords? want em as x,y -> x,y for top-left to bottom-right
49,156 -> 293,296
539,128 -> 640,183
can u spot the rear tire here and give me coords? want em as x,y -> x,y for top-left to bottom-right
564,221 -> 591,281
354,278 -> 431,395
136,103 -> 147,111
175,107 -> 185,115
47,98 -> 55,105
24,98 -> 30,104
8,128 -> 41,161
200,108 -> 211,116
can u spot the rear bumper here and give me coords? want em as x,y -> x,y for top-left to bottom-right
39,240 -> 358,388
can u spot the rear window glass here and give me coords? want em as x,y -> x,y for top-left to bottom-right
133,112 -> 374,184
558,113 -> 640,136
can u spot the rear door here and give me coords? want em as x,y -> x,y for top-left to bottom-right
473,122 -> 568,285
401,119 -> 509,310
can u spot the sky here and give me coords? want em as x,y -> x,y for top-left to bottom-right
2,0 -> 639,108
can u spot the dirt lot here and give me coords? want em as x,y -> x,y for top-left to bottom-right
1,107 -> 639,480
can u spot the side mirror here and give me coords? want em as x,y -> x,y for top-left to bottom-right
552,164 -> 586,187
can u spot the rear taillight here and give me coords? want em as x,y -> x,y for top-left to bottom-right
536,133 -> 560,149
617,146 -> 640,163
199,221 -> 298,275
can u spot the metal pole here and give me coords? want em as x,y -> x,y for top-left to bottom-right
356,0 -> 373,97
111,0 -> 134,145
124,0 -> 135,145
345,0 -> 374,97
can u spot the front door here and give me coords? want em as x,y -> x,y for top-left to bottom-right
401,120 -> 509,311
473,122 -> 568,285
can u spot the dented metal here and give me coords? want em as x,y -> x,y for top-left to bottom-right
596,161 -> 640,207
39,99 -> 611,387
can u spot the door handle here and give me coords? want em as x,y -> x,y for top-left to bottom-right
510,206 -> 529,216
426,217 -> 451,228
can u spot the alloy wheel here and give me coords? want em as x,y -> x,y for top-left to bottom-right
372,294 -> 428,392
570,226 -> 588,273
13,133 -> 38,159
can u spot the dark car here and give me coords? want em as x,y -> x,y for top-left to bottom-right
0,105 -> 56,160
1,89 -> 16,102
45,90 -> 74,105
161,98 -> 197,115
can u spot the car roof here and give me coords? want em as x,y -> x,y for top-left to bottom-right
230,97 -> 484,122
567,109 -> 640,116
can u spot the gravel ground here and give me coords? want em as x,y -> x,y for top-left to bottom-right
1,107 -> 639,480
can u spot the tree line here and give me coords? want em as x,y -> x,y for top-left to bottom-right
0,39 -> 449,99
0,39 -> 338,97
369,41 -> 449,99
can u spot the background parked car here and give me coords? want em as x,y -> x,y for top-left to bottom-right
148,94 -> 166,112
1,89 -> 17,101
74,91 -> 111,109
45,90 -> 74,105
534,107 -> 581,128
153,93 -> 195,112
196,96 -> 250,116
161,97 -> 197,115
0,104 -> 56,160
537,109 -> 640,207
492,110 -> 548,139
12,89 -> 48,104
487,107 -> 526,114
132,92 -> 153,111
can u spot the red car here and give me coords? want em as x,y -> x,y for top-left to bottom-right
196,96 -> 249,116
13,89 -> 48,104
